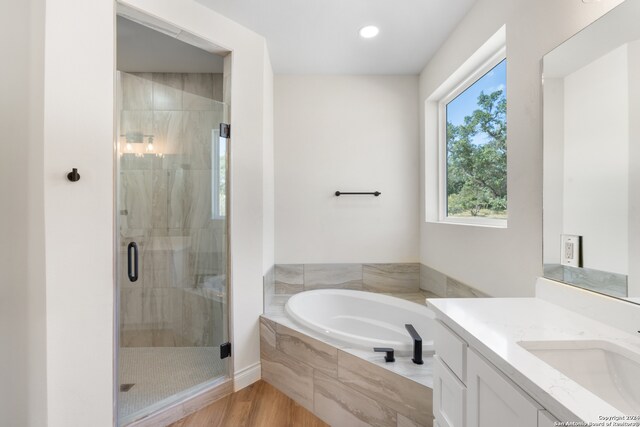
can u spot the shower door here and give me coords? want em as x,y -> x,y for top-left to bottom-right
116,71 -> 230,425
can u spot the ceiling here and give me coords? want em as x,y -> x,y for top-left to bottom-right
195,0 -> 476,74
117,16 -> 225,73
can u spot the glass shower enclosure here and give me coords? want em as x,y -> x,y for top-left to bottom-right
116,68 -> 230,425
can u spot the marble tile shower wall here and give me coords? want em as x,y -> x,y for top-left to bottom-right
119,72 -> 227,348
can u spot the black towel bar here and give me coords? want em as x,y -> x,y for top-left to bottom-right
335,191 -> 381,197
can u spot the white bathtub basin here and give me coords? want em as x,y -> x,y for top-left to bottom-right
285,289 -> 435,354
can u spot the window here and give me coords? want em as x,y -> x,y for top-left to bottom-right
439,54 -> 507,226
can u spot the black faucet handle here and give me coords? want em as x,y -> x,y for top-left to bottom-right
373,347 -> 395,363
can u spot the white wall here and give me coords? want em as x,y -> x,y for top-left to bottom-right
419,0 -> 625,297
34,0 -> 274,425
263,51 -> 275,272
563,45 -> 628,275
43,0 -> 116,424
0,1 -> 47,426
542,78 -> 564,265
627,40 -> 640,297
275,75 -> 419,263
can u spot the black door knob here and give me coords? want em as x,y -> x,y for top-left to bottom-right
67,168 -> 80,182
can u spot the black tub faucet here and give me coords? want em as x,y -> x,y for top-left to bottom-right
373,347 -> 395,363
405,324 -> 424,365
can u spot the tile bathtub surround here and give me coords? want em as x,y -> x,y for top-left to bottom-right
419,263 -> 488,298
363,263 -> 420,292
265,262 -> 485,314
419,264 -> 446,297
313,371 -> 397,427
305,263 -> 364,290
274,264 -> 303,294
276,323 -> 338,378
260,320 -> 315,412
260,315 -> 433,427
274,263 -> 421,295
337,351 -> 432,426
263,265 -> 275,313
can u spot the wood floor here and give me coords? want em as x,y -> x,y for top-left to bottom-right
169,381 -> 328,427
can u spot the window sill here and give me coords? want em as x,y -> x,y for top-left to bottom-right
427,217 -> 508,229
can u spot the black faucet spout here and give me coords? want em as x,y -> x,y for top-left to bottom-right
405,324 -> 424,365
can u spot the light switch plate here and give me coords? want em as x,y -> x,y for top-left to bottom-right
561,234 -> 582,267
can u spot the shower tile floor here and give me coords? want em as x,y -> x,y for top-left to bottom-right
118,347 -> 226,425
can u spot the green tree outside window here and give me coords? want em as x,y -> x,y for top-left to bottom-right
446,60 -> 507,219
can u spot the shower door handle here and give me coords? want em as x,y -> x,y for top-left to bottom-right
127,242 -> 139,282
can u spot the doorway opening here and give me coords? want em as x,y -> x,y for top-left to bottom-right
115,12 -> 231,425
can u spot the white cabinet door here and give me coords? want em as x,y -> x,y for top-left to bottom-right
467,349 -> 540,427
434,355 -> 466,427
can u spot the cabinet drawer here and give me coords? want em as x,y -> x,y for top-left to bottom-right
435,320 -> 467,382
434,355 -> 466,427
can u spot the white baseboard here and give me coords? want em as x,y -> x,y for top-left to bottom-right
233,362 -> 261,391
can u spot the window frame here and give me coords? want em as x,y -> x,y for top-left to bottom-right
437,47 -> 507,228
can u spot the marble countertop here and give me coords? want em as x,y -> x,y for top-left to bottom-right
427,297 -> 640,423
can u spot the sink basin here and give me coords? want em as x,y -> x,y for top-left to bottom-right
519,340 -> 640,414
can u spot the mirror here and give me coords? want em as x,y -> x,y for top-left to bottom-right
542,0 -> 640,302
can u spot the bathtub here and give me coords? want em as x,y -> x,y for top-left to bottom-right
284,289 -> 435,354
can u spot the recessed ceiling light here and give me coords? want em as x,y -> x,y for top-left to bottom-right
359,25 -> 379,39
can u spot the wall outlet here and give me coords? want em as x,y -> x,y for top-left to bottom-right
561,234 -> 582,267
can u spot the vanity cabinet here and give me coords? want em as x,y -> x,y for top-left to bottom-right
466,348 -> 539,427
433,355 -> 466,427
433,320 -> 559,427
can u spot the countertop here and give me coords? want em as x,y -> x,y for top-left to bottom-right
427,297 -> 640,423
